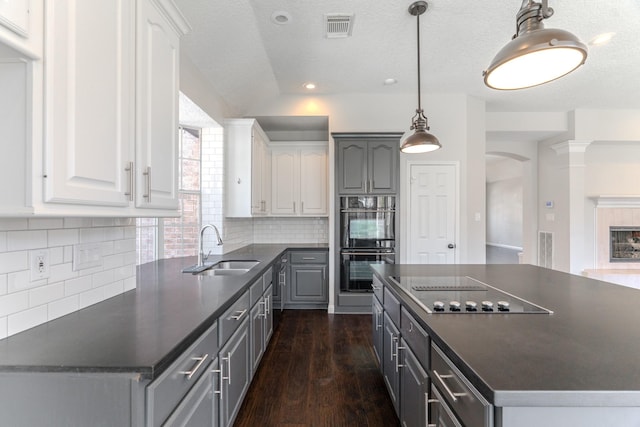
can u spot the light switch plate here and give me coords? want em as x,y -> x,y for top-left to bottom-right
73,243 -> 103,271
30,249 -> 50,281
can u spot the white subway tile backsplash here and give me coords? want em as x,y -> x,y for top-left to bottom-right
28,218 -> 64,230
48,229 -> 79,247
0,219 -> 136,339
0,251 -> 28,274
64,276 -> 92,296
48,295 -> 79,321
0,219 -> 28,231
29,283 -> 64,307
0,317 -> 6,339
7,230 -> 47,251
0,291 -> 29,316
8,305 -> 48,336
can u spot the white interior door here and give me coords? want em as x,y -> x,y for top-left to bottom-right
407,163 -> 457,264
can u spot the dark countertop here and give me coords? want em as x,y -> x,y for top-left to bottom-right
371,264 -> 640,407
0,244 -> 327,380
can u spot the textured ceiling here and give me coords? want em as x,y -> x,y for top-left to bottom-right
175,0 -> 640,115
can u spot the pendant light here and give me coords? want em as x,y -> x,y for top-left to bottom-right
400,1 -> 441,154
483,0 -> 587,90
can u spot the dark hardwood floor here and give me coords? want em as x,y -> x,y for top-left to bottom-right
234,310 -> 399,427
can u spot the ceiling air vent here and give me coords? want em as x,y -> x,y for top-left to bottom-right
325,14 -> 354,38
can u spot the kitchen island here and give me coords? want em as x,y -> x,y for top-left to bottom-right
372,263 -> 640,427
0,243 -> 327,426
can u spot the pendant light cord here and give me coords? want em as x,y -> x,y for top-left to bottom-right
416,12 -> 422,112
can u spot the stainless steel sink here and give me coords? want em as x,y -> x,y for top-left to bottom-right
183,260 -> 260,276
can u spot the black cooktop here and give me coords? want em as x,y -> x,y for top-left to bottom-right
389,275 -> 553,314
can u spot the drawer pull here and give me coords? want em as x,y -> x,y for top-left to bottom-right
433,370 -> 467,402
371,284 -> 382,290
179,354 -> 209,380
230,309 -> 247,320
302,257 -> 316,260
222,352 -> 232,385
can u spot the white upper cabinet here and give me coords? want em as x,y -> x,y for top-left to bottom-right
0,0 -> 189,217
43,0 -> 134,208
225,119 -> 271,217
0,0 -> 43,58
271,144 -> 328,217
135,0 -> 182,211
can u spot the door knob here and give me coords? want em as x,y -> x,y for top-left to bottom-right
448,243 -> 456,249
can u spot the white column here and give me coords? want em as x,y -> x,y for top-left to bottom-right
551,140 -> 592,274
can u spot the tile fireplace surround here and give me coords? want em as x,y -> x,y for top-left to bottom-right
585,197 -> 640,289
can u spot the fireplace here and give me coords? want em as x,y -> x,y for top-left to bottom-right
610,227 -> 640,262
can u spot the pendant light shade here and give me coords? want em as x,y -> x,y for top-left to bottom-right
400,1 -> 441,154
483,0 -> 587,90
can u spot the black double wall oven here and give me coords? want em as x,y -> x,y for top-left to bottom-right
340,196 -> 396,293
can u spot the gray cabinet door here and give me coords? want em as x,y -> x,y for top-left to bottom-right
383,312 -> 400,415
264,286 -> 273,343
219,317 -> 250,427
372,295 -> 384,367
400,339 -> 429,427
337,140 -> 367,194
289,264 -> 328,303
368,140 -> 398,194
250,299 -> 265,377
162,368 -> 213,427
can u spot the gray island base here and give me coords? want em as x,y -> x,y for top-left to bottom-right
371,263 -> 640,427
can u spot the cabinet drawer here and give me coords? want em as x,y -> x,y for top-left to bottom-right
147,321 -> 218,427
263,266 -> 273,287
400,307 -> 429,370
430,344 -> 492,427
290,251 -> 327,264
162,368 -> 213,427
249,277 -> 263,307
219,291 -> 250,346
383,287 -> 400,326
372,275 -> 384,302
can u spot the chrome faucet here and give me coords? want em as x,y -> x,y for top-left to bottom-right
198,224 -> 223,267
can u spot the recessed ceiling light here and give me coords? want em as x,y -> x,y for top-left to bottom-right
590,32 -> 615,46
271,11 -> 291,25
304,83 -> 316,90
384,78 -> 397,85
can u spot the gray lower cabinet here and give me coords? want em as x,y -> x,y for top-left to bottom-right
287,250 -> 328,308
382,311 -> 400,415
163,367 -> 214,427
372,295 -> 384,366
400,339 -> 429,427
250,284 -> 273,377
219,316 -> 250,427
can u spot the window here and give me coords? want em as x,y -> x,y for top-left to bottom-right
136,126 -> 202,264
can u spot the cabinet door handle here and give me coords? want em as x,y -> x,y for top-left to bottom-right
230,309 -> 247,320
212,367 -> 222,401
432,370 -> 467,402
371,284 -> 382,290
390,333 -> 397,362
143,166 -> 151,202
179,354 -> 209,380
302,257 -> 316,260
265,295 -> 270,315
124,162 -> 134,201
395,343 -> 405,372
259,300 -> 267,318
375,308 -> 382,331
222,352 -> 231,385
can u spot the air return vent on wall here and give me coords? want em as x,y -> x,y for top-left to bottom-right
325,14 -> 354,38
538,231 -> 553,269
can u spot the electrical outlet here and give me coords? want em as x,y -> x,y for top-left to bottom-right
30,249 -> 50,281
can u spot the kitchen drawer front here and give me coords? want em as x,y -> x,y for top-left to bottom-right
383,286 -> 400,326
289,251 -> 327,264
219,291 -> 250,347
400,307 -> 429,370
249,277 -> 263,307
430,344 -> 492,427
372,275 -> 384,302
262,266 -> 273,287
161,368 -> 213,427
147,321 -> 218,427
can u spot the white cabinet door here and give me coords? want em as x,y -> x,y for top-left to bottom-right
43,0 -> 133,207
271,149 -> 298,216
135,0 -> 180,210
251,130 -> 266,215
299,147 -> 327,216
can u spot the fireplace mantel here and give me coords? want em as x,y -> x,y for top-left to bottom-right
591,196 -> 640,208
